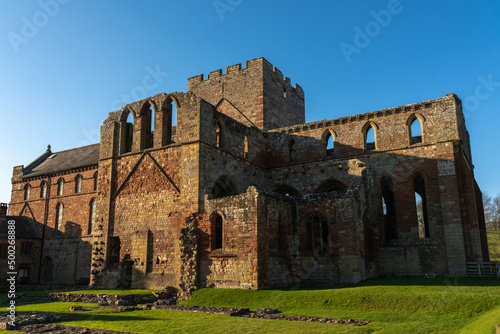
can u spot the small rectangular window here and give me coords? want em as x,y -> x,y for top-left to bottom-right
21,242 -> 33,255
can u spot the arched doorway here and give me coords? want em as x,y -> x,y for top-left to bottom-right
42,256 -> 53,283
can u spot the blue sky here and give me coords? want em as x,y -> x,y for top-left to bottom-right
1,0 -> 499,203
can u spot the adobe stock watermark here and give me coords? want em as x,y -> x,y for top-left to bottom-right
213,0 -> 243,21
463,74 -> 500,113
6,219 -> 17,328
110,65 -> 170,111
7,0 -> 71,54
339,0 -> 412,64
69,65 -> 170,148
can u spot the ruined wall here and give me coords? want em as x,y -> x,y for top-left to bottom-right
92,92 -> 203,289
260,93 -> 482,276
110,149 -> 182,288
257,191 -> 366,288
200,188 -> 259,289
40,236 -> 92,284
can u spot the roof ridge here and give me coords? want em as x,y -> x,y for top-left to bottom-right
50,143 -> 100,155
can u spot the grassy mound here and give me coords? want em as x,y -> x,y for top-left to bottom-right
4,278 -> 500,333
487,229 -> 500,261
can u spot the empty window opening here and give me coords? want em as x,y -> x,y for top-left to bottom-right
148,104 -> 155,148
24,184 -> 31,201
56,203 -> 63,237
216,121 -> 224,148
381,177 -> 397,241
411,119 -> 423,144
40,181 -> 47,198
57,178 -> 64,196
214,214 -> 223,250
75,175 -> 82,193
171,100 -> 177,126
142,102 -> 154,150
288,139 -> 297,163
326,133 -> 335,156
89,198 -> 96,234
366,126 -> 375,151
414,175 -> 429,239
123,112 -> 134,153
161,98 -> 177,145
150,105 -> 155,132
305,216 -> 329,252
244,135 -> 249,158
18,267 -> 30,284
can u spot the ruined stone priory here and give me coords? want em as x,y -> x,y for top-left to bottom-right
8,57 -> 489,292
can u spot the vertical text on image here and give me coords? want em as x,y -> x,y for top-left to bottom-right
6,219 -> 17,327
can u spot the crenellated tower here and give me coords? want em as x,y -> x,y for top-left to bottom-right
188,57 -> 305,130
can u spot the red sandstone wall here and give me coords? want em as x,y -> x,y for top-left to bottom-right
188,57 -> 304,130
10,168 -> 98,237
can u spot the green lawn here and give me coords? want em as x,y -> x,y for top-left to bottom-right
487,230 -> 500,261
4,278 -> 500,333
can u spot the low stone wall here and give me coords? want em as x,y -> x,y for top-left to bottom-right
150,305 -> 369,325
0,312 -> 64,330
49,293 -> 156,305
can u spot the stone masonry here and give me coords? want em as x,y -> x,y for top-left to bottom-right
9,57 -> 489,290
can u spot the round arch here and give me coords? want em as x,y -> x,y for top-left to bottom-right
406,113 -> 426,126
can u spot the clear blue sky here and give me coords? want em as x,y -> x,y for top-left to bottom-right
1,0 -> 499,203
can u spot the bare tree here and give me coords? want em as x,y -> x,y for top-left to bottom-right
483,192 -> 494,229
485,192 -> 500,230
492,194 -> 500,230
415,195 -> 425,238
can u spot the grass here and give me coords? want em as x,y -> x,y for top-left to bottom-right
3,278 -> 500,333
487,229 -> 500,261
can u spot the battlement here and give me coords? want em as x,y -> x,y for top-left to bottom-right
271,94 -> 457,135
187,57 -> 304,100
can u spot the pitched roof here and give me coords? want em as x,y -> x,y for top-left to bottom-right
0,216 -> 41,239
22,144 -> 100,178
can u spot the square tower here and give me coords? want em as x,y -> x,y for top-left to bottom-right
187,57 -> 305,130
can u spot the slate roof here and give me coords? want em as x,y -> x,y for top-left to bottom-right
22,144 -> 100,178
0,216 -> 42,239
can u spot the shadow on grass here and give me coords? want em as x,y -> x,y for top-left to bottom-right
60,312 -> 165,324
268,277 -> 500,291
